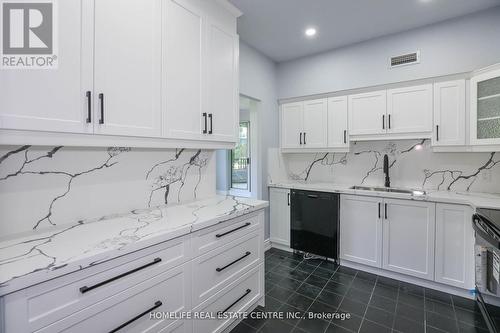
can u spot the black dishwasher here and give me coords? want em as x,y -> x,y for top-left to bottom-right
290,189 -> 339,259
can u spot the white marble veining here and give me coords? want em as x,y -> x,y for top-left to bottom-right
0,195 -> 268,296
269,181 -> 500,209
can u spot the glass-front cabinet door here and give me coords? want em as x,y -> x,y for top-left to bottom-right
471,68 -> 500,145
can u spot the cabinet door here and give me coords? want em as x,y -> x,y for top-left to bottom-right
328,96 -> 349,148
433,80 -> 466,146
348,90 -> 386,136
93,0 -> 161,137
382,199 -> 435,280
162,0 -> 204,140
303,99 -> 328,148
435,204 -> 474,289
387,84 -> 433,134
206,21 -> 239,142
281,102 -> 303,148
340,195 -> 382,268
269,188 -> 290,247
470,68 -> 500,145
0,0 -> 93,134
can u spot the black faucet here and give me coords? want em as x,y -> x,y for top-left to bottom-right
383,154 -> 390,188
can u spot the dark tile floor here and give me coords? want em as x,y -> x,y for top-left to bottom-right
231,248 -> 488,333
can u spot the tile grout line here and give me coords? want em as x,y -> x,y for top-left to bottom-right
356,275 -> 380,333
323,267 -> 357,333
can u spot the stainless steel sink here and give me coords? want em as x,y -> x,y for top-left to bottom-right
350,185 -> 426,196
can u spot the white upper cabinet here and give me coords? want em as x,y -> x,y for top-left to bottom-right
281,102 -> 303,149
386,84 -> 433,135
93,0 -> 162,137
470,67 -> 500,145
382,199 -> 435,280
433,80 -> 466,146
280,99 -> 328,150
0,0 -> 239,147
328,96 -> 349,148
348,90 -> 387,136
205,21 -> 239,142
0,0 -> 93,134
163,0 -> 204,141
302,99 -> 328,148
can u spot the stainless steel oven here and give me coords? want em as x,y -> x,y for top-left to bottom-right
473,208 -> 500,333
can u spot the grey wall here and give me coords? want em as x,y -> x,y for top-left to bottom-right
239,42 -> 278,239
277,7 -> 500,99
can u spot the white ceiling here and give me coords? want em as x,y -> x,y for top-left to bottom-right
230,0 -> 500,62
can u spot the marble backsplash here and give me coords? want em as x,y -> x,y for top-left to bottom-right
0,146 -> 215,237
268,140 -> 500,194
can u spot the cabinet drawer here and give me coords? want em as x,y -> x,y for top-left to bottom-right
35,263 -> 191,333
191,211 -> 262,256
4,236 -> 190,332
192,231 -> 262,306
193,264 -> 264,333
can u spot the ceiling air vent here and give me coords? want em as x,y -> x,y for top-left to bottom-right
390,51 -> 420,68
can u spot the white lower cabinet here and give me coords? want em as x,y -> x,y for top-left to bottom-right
435,203 -> 475,289
1,210 -> 265,333
382,199 -> 436,280
193,265 -> 263,333
340,195 -> 383,268
269,188 -> 291,247
340,195 -> 473,290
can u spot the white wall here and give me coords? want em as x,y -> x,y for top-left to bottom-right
277,8 -> 500,99
239,42 -> 278,239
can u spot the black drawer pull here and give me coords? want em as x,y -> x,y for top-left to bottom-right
299,132 -> 303,145
109,301 -> 162,333
303,132 -> 306,145
215,222 -> 251,238
86,91 -> 92,123
208,113 -> 213,134
287,193 -> 290,206
343,130 -> 347,144
216,252 -> 251,272
385,203 -> 388,220
388,114 -> 391,129
98,93 -> 104,124
378,202 -> 381,219
202,112 -> 208,134
382,115 -> 385,130
217,289 -> 251,315
436,125 -> 439,141
80,258 -> 161,294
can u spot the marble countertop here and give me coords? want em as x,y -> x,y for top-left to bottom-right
0,195 -> 268,296
269,182 -> 500,209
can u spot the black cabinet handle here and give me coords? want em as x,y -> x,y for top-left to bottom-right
208,113 -> 213,134
215,222 -> 251,238
378,202 -> 381,219
436,125 -> 439,141
216,252 -> 251,272
98,93 -> 104,124
109,301 -> 162,333
385,203 -> 388,220
80,257 -> 161,294
299,132 -> 303,145
287,193 -> 290,206
388,114 -> 391,129
217,289 -> 251,315
86,91 -> 92,123
382,115 -> 385,130
303,132 -> 306,145
344,130 -> 347,144
202,113 -> 208,134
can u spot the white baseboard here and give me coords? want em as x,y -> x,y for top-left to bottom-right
264,238 -> 271,252
340,259 -> 475,299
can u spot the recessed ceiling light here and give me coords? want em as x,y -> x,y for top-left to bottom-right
305,27 -> 317,38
